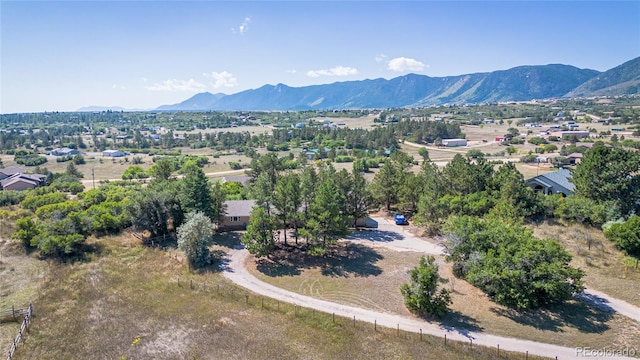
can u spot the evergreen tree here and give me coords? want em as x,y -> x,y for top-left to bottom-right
371,159 -> 398,210
180,161 -> 215,220
401,256 -> 451,317
572,145 -> 640,217
273,173 -> 301,246
242,206 -> 276,258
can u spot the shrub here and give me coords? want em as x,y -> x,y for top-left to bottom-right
401,256 -> 451,317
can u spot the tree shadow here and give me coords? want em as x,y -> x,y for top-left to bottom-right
197,249 -> 231,273
437,310 -> 484,339
213,232 -> 243,249
255,243 -> 383,278
53,241 -> 106,264
490,299 -> 613,334
345,229 -> 404,243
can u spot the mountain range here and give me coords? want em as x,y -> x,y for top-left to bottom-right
85,57 -> 640,112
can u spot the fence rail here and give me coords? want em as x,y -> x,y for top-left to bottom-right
5,304 -> 32,360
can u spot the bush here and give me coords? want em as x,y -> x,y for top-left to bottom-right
228,161 -> 242,170
15,154 -> 48,166
604,216 -> 640,258
445,216 -> 584,310
401,256 -> 451,317
334,155 -> 354,163
0,190 -> 27,206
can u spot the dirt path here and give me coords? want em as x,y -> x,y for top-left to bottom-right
223,248 -> 636,359
223,216 -> 640,359
80,168 -> 246,185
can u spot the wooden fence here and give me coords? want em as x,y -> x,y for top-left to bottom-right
5,304 -> 32,360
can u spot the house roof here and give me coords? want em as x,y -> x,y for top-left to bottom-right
224,200 -> 256,217
566,152 -> 584,159
0,173 -> 44,188
0,166 -> 26,177
532,168 -> 574,192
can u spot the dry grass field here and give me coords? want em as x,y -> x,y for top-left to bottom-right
0,232 -> 541,360
247,225 -> 640,352
532,221 -> 640,308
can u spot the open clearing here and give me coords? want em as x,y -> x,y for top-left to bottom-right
247,217 -> 640,352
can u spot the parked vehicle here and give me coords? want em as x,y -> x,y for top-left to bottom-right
394,213 -> 408,225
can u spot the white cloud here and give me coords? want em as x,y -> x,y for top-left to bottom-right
375,54 -> 387,63
286,69 -> 297,74
387,57 -> 427,72
112,84 -> 117,89
306,66 -> 358,78
140,77 -> 148,83
203,71 -> 238,89
145,78 -> 207,92
233,16 -> 251,34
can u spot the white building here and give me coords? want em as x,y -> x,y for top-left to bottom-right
102,150 -> 127,157
441,138 -> 468,147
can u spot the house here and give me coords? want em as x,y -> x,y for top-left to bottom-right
221,175 -> 251,187
50,147 -> 79,157
526,168 -> 574,196
0,166 -> 26,181
220,200 -> 256,230
495,136 -> 507,142
1,173 -> 46,191
566,152 -> 584,165
102,149 -> 127,157
441,139 -> 467,147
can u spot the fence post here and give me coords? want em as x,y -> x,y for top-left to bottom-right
397,324 -> 399,337
444,334 -> 447,346
353,315 -> 355,327
420,328 -> 422,341
470,339 -> 472,350
332,313 -> 335,323
12,305 -> 15,321
245,294 -> 249,304
261,297 -> 264,308
497,344 -> 499,357
374,319 -> 376,331
526,351 -> 528,360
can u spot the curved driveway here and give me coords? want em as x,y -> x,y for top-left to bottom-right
223,216 -> 640,359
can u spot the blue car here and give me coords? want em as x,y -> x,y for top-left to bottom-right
394,213 -> 408,225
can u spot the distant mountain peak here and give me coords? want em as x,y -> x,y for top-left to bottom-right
151,58 -> 637,111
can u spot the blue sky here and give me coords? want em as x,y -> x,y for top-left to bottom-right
1,1 -> 639,113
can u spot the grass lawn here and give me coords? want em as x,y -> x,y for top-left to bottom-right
2,233 -> 533,360
248,235 -> 640,352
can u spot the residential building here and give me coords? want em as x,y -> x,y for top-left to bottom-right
0,166 -> 26,181
50,147 -> 79,157
526,168 -> 574,196
1,173 -> 46,191
102,150 -> 127,157
220,200 -> 256,230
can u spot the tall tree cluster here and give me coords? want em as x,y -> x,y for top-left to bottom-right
242,160 -> 372,257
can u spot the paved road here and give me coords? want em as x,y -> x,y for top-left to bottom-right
222,217 -> 640,359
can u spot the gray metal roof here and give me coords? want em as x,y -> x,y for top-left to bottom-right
538,168 -> 574,192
